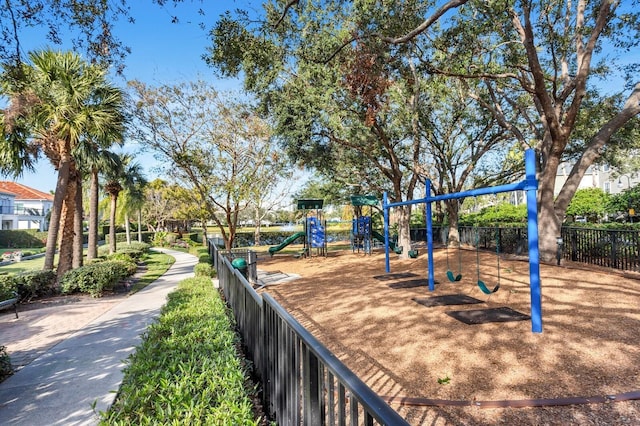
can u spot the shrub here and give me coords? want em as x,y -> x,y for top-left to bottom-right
151,231 -> 167,247
125,241 -> 150,252
0,346 -> 12,382
0,276 -> 18,300
198,254 -> 212,264
194,263 -> 216,278
102,277 -> 258,424
60,260 -> 137,297
97,245 -> 110,258
107,252 -> 134,263
14,270 -> 57,301
97,242 -> 149,260
0,229 -> 46,249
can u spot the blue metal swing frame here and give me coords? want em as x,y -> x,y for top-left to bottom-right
382,149 -> 543,333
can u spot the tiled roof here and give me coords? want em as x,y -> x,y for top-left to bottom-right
0,182 -> 54,201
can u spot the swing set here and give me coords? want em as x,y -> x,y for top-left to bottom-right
446,223 -> 502,294
382,149 -> 542,333
445,234 -> 463,282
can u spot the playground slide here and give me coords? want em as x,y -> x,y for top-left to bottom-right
371,230 -> 397,250
269,231 -> 306,255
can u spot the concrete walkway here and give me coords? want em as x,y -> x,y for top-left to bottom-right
0,249 -> 197,426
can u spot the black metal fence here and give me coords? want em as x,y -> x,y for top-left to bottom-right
208,240 -> 409,426
413,226 -> 530,255
561,227 -> 640,271
411,226 -> 640,272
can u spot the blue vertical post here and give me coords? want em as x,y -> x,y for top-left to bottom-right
383,192 -> 390,273
425,179 -> 435,291
525,149 -> 542,333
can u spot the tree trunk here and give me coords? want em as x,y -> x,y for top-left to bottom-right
538,154 -> 563,262
396,205 -> 412,259
57,168 -> 77,280
125,212 -> 132,245
109,194 -> 118,254
254,205 -> 262,246
201,221 -> 208,246
445,200 -> 461,246
137,209 -> 143,243
87,170 -> 99,261
43,159 -> 71,271
73,175 -> 84,268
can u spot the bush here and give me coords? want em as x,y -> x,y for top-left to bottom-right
60,260 -> 137,297
124,241 -> 151,252
107,252 -> 135,263
98,242 -> 150,260
102,277 -> 258,424
194,263 -> 216,278
13,270 -> 57,301
198,254 -> 212,264
0,229 -> 46,249
0,346 -> 12,382
0,276 -> 18,300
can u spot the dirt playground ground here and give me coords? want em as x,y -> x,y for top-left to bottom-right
256,245 -> 639,425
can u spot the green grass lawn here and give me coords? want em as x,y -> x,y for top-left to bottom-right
0,255 -> 47,274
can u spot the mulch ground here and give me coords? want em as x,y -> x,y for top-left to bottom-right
256,245 -> 640,425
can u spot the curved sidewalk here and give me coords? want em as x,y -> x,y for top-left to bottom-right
0,249 -> 197,426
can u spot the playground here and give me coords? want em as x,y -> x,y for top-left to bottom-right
257,247 -> 640,425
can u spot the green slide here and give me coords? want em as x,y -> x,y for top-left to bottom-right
371,230 -> 399,251
269,231 -> 306,255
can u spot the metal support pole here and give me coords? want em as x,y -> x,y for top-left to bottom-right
525,149 -> 542,333
426,180 -> 435,291
383,192 -> 390,273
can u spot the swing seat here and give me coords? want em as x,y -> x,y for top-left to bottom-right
477,280 -> 500,294
446,271 -> 463,282
394,246 -> 403,255
408,249 -> 418,258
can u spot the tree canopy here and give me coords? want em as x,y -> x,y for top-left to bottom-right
128,80 -> 287,249
206,0 -> 640,260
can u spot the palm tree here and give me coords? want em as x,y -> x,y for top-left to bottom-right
74,143 -> 121,262
119,179 -> 147,245
0,49 -> 125,278
103,154 -> 146,254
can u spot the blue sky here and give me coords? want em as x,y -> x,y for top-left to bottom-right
14,1 -> 247,193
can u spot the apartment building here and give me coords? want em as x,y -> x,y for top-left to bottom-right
0,182 -> 53,231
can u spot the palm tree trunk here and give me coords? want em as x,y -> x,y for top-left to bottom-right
57,168 -> 78,279
44,158 -> 71,271
109,194 -> 118,254
87,170 -> 100,260
137,209 -> 143,242
125,212 -> 132,244
73,175 -> 84,268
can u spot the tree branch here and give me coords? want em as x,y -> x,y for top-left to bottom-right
376,0 -> 470,44
273,0 -> 300,29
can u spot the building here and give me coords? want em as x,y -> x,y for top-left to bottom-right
554,163 -> 639,196
0,182 -> 53,231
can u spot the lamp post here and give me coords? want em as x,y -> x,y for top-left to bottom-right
617,175 -> 634,223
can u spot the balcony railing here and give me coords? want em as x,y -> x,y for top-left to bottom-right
0,206 -> 46,216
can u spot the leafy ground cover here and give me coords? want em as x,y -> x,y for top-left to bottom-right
101,277 -> 262,425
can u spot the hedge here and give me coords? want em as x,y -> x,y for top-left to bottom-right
0,230 -> 47,249
102,277 -> 259,425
